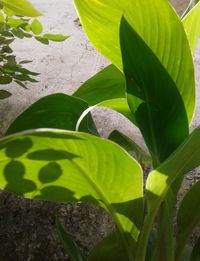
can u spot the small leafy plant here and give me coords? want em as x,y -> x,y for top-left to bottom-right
0,0 -> 68,99
0,0 -> 200,260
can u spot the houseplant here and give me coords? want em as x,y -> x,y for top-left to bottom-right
0,0 -> 200,260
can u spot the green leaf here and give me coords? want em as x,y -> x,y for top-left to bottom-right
136,126 -> 200,260
74,0 -> 195,124
7,17 -> 27,28
73,65 -> 136,125
14,80 -> 27,89
43,34 -> 69,42
0,129 -> 143,260
0,12 -> 5,23
120,15 -> 189,165
108,130 -> 151,167
0,0 -> 42,17
2,65 -> 39,76
31,19 -> 43,35
6,93 -> 97,135
35,36 -> 49,45
73,65 -> 125,105
56,217 -> 84,261
176,180 -> 200,259
190,237 -> 200,261
182,0 -> 199,17
89,232 -> 128,261
0,89 -> 11,99
0,75 -> 12,84
182,1 -> 200,53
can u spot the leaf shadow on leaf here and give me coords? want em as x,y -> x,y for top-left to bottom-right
3,160 -> 37,196
112,197 -> 144,231
38,162 -> 62,183
2,138 -> 33,158
27,149 -> 79,161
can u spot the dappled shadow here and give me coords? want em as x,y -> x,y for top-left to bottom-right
38,162 -> 62,183
30,132 -> 84,140
112,197 -> 144,230
3,138 -> 33,158
34,185 -> 77,202
27,149 -> 79,161
3,160 -> 37,196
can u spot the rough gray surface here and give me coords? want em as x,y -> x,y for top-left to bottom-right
0,0 -> 199,260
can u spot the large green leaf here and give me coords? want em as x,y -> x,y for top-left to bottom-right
120,16 -> 189,165
0,0 -> 42,17
136,126 -> 200,260
0,129 -> 143,260
176,180 -> 200,260
6,93 -> 97,135
74,0 -> 195,124
182,1 -> 200,53
73,65 -> 136,125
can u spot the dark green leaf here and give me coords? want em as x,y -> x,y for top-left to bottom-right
35,36 -> 49,45
14,80 -> 27,89
120,16 -> 189,165
89,232 -> 128,261
6,93 -> 97,135
108,130 -> 151,167
176,180 -> 200,259
0,75 -> 12,84
190,237 -> 200,261
56,217 -> 84,261
0,89 -> 11,99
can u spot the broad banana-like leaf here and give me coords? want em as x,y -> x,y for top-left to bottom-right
74,0 -> 195,124
56,217 -> 84,261
0,0 -> 42,17
108,130 -> 151,167
73,65 -> 136,125
182,1 -> 200,53
0,129 -> 143,260
136,126 -> 200,260
120,16 -> 189,165
176,180 -> 200,259
6,93 -> 97,135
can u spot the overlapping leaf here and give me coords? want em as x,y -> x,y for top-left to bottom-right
0,129 -> 143,259
73,65 -> 136,125
182,1 -> 200,53
6,93 -> 97,135
74,0 -> 195,124
136,126 -> 200,260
